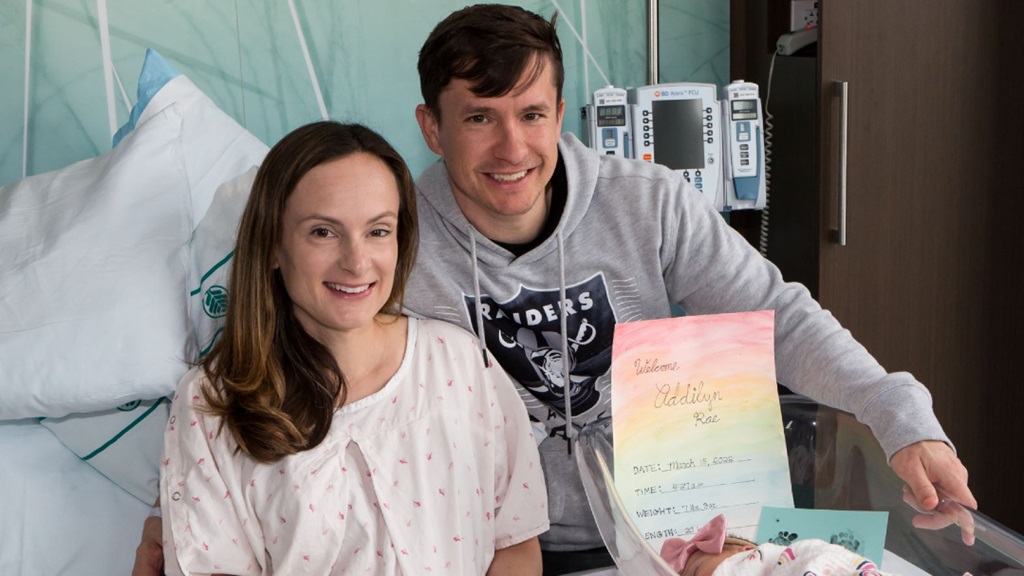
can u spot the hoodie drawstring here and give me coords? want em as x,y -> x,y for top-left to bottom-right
557,232 -> 573,454
468,228 -> 574,454
470,232 -> 489,367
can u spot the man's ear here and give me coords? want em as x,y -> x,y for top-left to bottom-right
415,104 -> 444,157
556,98 -> 566,132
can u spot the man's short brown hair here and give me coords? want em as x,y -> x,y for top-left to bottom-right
417,3 -> 564,122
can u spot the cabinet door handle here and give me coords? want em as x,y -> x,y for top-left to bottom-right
830,81 -> 849,246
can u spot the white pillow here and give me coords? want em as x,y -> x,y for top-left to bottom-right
37,163 -> 258,503
148,75 -> 268,224
0,107 -> 192,419
1,52 -> 268,419
39,398 -> 170,503
187,167 -> 256,360
116,49 -> 268,226
23,52 -> 268,503
34,54 -> 264,506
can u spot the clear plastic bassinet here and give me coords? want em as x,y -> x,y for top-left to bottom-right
574,395 -> 1024,576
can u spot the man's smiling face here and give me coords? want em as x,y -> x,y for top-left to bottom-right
416,55 -> 565,244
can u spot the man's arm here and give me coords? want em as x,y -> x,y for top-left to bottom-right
663,176 -> 978,542
487,537 -> 542,576
131,499 -> 164,576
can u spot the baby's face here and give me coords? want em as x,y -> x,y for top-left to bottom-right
679,538 -> 756,576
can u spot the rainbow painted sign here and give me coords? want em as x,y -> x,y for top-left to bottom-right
611,311 -> 793,550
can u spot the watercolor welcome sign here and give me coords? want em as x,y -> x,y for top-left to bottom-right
611,311 -> 793,551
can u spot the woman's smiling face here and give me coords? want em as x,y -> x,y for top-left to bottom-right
275,152 -> 400,343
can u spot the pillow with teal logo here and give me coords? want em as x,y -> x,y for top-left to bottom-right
187,167 -> 256,361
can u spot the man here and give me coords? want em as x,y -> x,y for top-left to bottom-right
134,4 -> 975,575
407,3 -> 974,574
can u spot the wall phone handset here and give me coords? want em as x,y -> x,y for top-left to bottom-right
776,26 -> 818,56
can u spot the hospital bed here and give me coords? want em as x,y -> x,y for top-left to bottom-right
0,419 -> 152,575
576,395 -> 1024,576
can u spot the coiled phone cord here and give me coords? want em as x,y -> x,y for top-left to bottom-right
759,50 -> 782,257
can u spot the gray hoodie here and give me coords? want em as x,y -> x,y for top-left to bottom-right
404,132 -> 950,551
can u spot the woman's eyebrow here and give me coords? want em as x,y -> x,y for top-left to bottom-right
300,210 -> 398,225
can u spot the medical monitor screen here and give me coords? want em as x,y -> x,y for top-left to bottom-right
652,99 -> 705,170
731,99 -> 758,120
596,105 -> 626,127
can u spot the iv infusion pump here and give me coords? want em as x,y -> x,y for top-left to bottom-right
588,86 -> 633,157
585,80 -> 766,212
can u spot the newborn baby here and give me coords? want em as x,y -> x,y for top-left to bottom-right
660,514 -> 891,576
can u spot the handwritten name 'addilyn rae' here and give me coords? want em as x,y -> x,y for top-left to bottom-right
653,380 -> 723,411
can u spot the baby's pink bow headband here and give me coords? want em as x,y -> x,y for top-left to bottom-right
659,514 -> 728,572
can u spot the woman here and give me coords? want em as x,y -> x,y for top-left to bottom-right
158,121 -> 547,575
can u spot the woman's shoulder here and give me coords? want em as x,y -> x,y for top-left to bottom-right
170,364 -> 220,413
408,317 -> 520,397
409,317 -> 506,382
412,317 -> 483,348
174,364 -> 205,394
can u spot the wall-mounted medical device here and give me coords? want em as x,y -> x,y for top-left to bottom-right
587,86 -> 633,158
584,81 -> 766,212
722,80 -> 766,210
630,83 -> 722,206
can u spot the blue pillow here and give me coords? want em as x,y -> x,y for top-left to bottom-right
112,48 -> 181,147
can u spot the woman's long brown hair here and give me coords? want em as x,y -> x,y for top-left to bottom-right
200,121 -> 418,463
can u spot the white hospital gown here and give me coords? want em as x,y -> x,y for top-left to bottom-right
161,317 -> 549,575
714,540 -> 892,576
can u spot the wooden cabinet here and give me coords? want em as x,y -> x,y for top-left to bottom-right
732,0 -> 1024,533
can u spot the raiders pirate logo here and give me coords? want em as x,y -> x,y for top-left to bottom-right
465,273 -> 616,415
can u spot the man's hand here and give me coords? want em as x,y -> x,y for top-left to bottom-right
131,515 -> 165,576
487,537 -> 541,576
902,485 -> 977,546
891,440 -> 977,545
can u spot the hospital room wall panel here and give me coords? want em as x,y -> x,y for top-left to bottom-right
231,1 -> 347,145
3,0 -> 112,178
0,1 -> 726,189
0,2 -> 25,186
224,0 -> 593,178
657,0 -> 731,86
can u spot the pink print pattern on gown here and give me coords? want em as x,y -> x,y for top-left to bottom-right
160,317 -> 549,575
